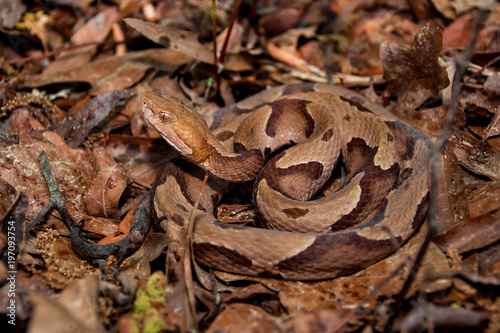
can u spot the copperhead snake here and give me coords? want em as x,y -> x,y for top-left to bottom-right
142,83 -> 431,280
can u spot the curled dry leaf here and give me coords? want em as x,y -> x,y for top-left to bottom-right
118,233 -> 170,282
482,73 -> 500,140
266,27 -> 317,72
0,178 -> 18,220
380,21 -> 450,114
84,147 -> 129,220
258,7 -> 303,37
443,3 -> 500,53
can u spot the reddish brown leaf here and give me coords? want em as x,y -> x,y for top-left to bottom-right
0,139 -> 95,220
434,208 -> 500,254
84,148 -> 129,220
469,181 -> 500,217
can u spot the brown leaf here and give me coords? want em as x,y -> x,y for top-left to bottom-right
450,128 -> 500,180
0,178 -> 18,220
380,21 -> 450,113
0,139 -> 95,220
42,7 -> 119,76
257,308 -> 345,333
27,276 -> 104,333
468,181 -> 500,217
119,233 -> 170,282
434,208 -> 500,254
434,144 -> 469,234
0,0 -> 25,29
442,11 -> 476,49
22,49 -> 189,94
84,147 -> 129,220
207,303 -> 278,333
482,74 -> 500,140
258,7 -> 303,37
266,27 -> 317,72
54,89 -> 129,148
124,18 -> 252,72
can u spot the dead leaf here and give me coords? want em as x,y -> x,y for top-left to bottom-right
450,128 -> 500,180
22,49 -> 190,94
434,144 -> 469,234
266,27 -> 317,72
380,21 -> 450,114
207,303 -> 278,333
468,181 -> 500,217
84,147 -> 129,220
0,139 -> 95,220
434,208 -> 500,254
27,276 -> 104,333
0,0 -> 26,29
54,89 -> 129,148
258,7 -> 303,37
42,6 -> 119,76
124,18 -> 252,72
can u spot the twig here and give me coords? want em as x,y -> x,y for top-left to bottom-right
385,3 -> 492,331
183,171 -> 209,332
210,0 -> 242,94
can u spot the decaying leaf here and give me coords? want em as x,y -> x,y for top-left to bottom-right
380,21 -> 450,114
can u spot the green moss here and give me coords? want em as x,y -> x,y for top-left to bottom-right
131,272 -> 168,332
143,309 -> 163,333
134,289 -> 150,315
146,272 -> 167,301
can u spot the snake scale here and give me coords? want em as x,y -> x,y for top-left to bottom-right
142,83 -> 431,280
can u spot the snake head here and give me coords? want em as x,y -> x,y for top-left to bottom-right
141,91 -> 211,162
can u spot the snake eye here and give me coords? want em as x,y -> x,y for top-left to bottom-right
160,113 -> 171,122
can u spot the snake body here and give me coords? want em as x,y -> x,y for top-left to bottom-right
143,83 -> 430,280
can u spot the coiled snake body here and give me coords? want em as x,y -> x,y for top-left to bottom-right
143,83 -> 430,280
